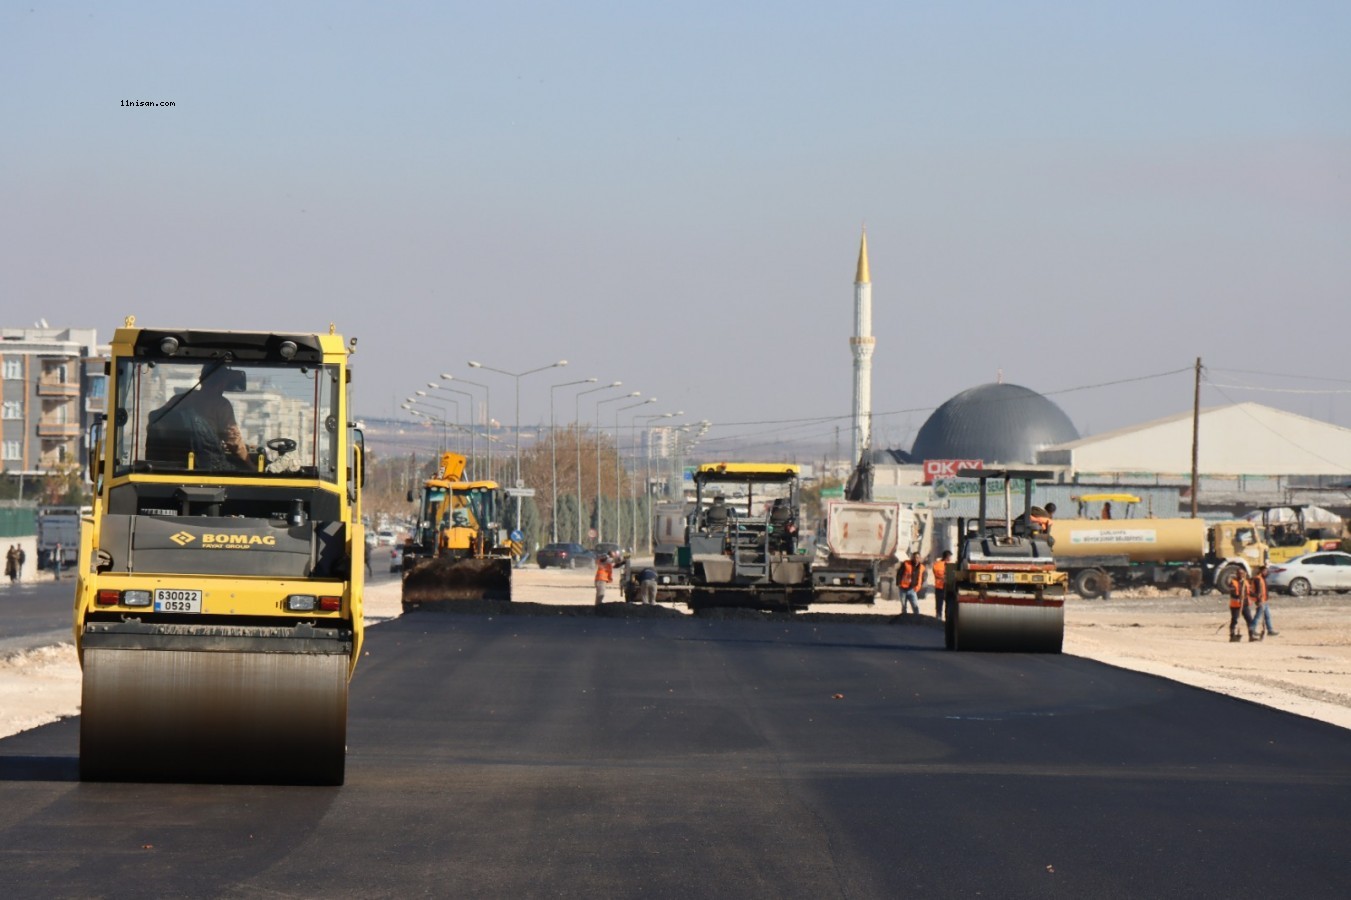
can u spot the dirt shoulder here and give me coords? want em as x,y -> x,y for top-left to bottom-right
1063,588 -> 1351,729
3,574 -> 1349,741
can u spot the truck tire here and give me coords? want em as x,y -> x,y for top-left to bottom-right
1072,568 -> 1110,600
1215,564 -> 1244,597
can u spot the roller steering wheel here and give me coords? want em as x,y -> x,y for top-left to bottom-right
266,437 -> 297,456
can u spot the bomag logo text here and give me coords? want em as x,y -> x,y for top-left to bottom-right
200,533 -> 277,549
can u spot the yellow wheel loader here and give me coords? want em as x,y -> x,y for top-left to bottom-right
73,319 -> 365,784
400,452 -> 514,609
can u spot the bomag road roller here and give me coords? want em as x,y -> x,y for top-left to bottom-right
73,319 -> 365,784
943,468 -> 1068,653
400,451 -> 513,609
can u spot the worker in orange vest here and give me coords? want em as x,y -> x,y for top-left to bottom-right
932,550 -> 952,619
594,554 -> 614,607
1250,565 -> 1276,638
1228,571 -> 1255,643
897,551 -> 926,615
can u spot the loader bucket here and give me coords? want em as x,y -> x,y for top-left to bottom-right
401,555 -> 513,609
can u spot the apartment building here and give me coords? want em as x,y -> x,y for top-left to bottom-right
0,326 -> 105,483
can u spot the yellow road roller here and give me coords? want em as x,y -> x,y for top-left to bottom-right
944,468 -> 1068,653
73,319 -> 365,784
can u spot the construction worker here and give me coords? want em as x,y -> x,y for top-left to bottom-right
638,566 -> 659,605
1228,571 -> 1256,642
932,550 -> 952,618
594,553 -> 614,606
897,552 -> 926,615
1251,565 -> 1277,637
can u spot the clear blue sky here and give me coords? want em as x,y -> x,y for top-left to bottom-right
4,1 -> 1349,457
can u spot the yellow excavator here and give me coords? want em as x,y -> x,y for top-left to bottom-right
73,319 -> 364,784
400,451 -> 514,609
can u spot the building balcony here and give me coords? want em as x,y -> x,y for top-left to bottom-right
37,422 -> 80,438
36,381 -> 80,397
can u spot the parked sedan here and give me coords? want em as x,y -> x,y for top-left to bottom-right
594,542 -> 630,565
536,542 -> 597,569
1266,551 -> 1351,596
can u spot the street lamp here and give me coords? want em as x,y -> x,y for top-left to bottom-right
576,382 -> 623,542
670,420 -> 712,511
549,377 -> 597,542
402,401 -> 451,453
636,411 -> 681,553
440,373 -> 492,480
467,360 -> 567,487
468,359 -> 568,542
426,382 -> 477,477
596,391 -> 640,542
413,391 -> 459,453
616,398 -> 656,548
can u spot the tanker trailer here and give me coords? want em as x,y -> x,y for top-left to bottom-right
1050,517 -> 1268,599
945,469 -> 1068,653
73,320 -> 365,784
1049,517 -> 1208,599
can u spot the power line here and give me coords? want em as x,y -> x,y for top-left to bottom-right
1210,366 -> 1351,385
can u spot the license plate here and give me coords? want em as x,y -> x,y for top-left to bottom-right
995,573 -> 1016,583
154,589 -> 202,613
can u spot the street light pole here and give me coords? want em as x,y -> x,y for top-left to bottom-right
413,392 -> 458,453
549,377 -> 597,542
596,392 -> 640,543
427,382 -> 476,477
575,382 -> 622,542
403,402 -> 451,454
636,411 -> 680,554
440,373 -> 491,480
616,398 -> 655,550
468,359 -> 568,548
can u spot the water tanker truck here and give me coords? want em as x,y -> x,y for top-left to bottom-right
73,320 -> 365,784
1048,494 -> 1269,598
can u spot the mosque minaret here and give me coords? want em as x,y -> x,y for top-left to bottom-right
850,229 -> 874,465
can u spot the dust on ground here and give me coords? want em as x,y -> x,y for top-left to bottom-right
4,571 -> 1349,740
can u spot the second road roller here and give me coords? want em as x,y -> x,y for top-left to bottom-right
943,468 -> 1068,653
73,319 -> 365,784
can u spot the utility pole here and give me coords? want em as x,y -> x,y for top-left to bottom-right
1190,356 -> 1201,518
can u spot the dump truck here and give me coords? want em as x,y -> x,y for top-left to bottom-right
73,319 -> 365,784
37,506 -> 86,569
811,499 -> 930,602
943,469 -> 1068,653
1049,494 -> 1269,598
400,451 -> 513,608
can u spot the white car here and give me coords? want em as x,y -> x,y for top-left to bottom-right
1266,551 -> 1351,596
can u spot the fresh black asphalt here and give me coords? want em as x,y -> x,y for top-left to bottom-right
2,605 -> 1349,898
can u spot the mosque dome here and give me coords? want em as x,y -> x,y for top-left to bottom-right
910,383 -> 1079,464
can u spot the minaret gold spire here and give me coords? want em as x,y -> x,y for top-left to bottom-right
850,227 -> 875,464
855,228 -> 870,284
